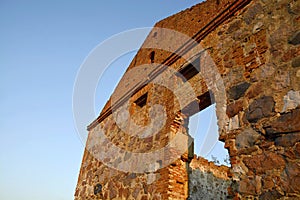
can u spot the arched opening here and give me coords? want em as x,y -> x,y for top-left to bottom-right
177,56 -> 230,167
178,55 -> 232,199
187,103 -> 232,199
189,103 -> 230,166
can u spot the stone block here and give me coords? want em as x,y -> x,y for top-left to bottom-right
243,3 -> 263,25
238,176 -> 261,195
245,82 -> 263,99
236,128 -> 261,149
294,143 -> 300,158
243,152 -> 285,174
292,57 -> 300,68
281,162 -> 300,193
265,108 -> 300,136
288,31 -> 300,45
245,96 -> 275,123
227,20 -> 242,34
226,99 -> 244,118
275,133 -> 300,147
228,82 -> 250,100
259,190 -> 283,200
282,90 -> 300,112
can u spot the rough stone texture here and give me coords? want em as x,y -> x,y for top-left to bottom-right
238,176 -> 262,195
189,156 -> 231,200
264,108 -> 300,136
75,0 -> 300,199
227,82 -> 250,101
275,133 -> 300,147
235,128 -> 261,150
243,152 -> 286,174
282,90 -> 300,112
288,31 -> 300,45
226,99 -> 243,118
292,57 -> 300,68
245,96 -> 275,123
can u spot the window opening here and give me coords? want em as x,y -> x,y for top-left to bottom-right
189,103 -> 231,166
150,51 -> 155,63
178,57 -> 200,81
134,93 -> 148,108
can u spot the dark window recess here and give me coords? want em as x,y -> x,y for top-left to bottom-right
176,180 -> 184,185
178,57 -> 200,81
94,183 -> 102,195
134,93 -> 148,107
150,51 -> 155,63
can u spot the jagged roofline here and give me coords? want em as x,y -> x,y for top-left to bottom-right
87,0 -> 252,131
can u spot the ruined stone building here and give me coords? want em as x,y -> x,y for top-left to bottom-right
75,0 -> 300,199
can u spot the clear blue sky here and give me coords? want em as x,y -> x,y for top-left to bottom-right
0,1 -> 228,199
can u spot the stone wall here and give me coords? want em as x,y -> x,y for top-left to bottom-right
189,156 -> 231,200
75,74 -> 193,199
75,0 -> 300,199
199,0 -> 300,198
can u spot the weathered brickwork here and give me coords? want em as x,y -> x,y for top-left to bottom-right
75,0 -> 300,199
